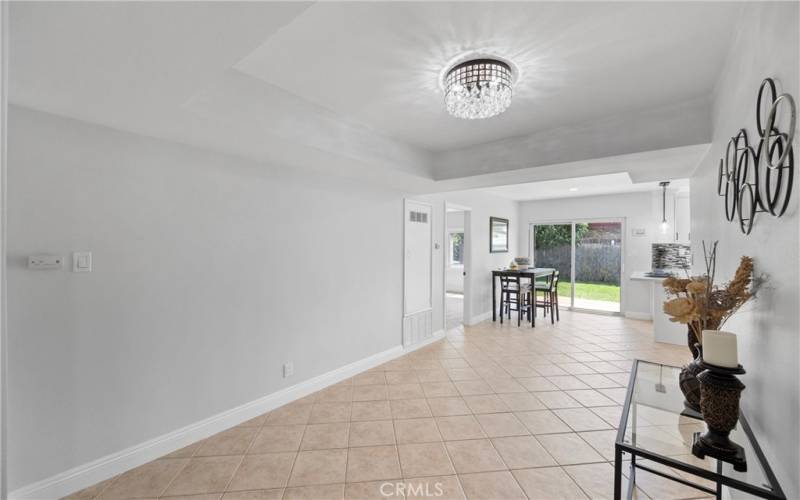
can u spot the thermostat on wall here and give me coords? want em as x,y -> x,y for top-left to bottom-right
632,228 -> 647,237
28,255 -> 64,270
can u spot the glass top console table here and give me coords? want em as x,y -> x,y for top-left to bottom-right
614,360 -> 785,500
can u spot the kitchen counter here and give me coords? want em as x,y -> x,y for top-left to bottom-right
631,271 -> 687,345
630,271 -> 672,281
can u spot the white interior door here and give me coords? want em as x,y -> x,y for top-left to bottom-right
403,200 -> 433,346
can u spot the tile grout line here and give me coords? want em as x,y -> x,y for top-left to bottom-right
431,338 -> 471,499
278,412 -> 309,496
464,340 -> 520,487
339,408 -> 351,491
464,341 -> 527,498
84,471 -> 119,500
154,449 -> 195,499
217,420 -> 262,498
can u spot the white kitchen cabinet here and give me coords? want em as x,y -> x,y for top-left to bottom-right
674,193 -> 690,243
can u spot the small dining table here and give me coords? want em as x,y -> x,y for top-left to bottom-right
491,267 -> 556,323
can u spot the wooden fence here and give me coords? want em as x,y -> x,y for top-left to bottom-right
534,243 -> 621,285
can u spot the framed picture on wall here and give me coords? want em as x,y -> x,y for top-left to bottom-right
490,217 -> 509,253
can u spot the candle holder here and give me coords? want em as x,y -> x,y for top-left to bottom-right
691,361 -> 748,472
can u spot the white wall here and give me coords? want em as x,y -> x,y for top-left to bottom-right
691,3 -> 799,497
517,191 -> 676,317
6,106 -> 404,491
1,3 -> 8,497
418,192 -> 518,332
445,211 -> 464,293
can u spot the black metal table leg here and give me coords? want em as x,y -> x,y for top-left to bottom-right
627,453 -> 636,500
499,275 -> 505,324
614,445 -> 623,500
492,274 -> 496,322
500,287 -> 504,324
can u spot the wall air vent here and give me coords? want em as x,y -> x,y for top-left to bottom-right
409,211 -> 428,223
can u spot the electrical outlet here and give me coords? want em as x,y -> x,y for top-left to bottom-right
283,362 -> 294,378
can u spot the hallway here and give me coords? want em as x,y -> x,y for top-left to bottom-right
445,293 -> 464,331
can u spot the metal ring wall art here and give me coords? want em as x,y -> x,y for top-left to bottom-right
717,77 -> 796,234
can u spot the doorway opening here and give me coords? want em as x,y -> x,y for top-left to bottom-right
530,219 -> 623,314
444,204 -> 470,330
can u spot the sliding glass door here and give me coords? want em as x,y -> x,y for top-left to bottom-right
574,222 -> 622,312
532,220 -> 622,314
531,224 -> 572,307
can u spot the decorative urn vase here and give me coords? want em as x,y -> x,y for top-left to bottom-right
678,328 -> 703,412
692,362 -> 747,471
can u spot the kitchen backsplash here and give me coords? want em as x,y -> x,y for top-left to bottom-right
652,243 -> 691,271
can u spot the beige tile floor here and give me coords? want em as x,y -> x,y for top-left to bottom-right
66,311 -> 711,500
445,293 -> 463,331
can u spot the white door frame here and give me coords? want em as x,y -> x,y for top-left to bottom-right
527,217 -> 626,316
443,202 -> 471,329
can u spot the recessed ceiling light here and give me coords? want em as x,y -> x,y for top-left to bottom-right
569,187 -> 579,192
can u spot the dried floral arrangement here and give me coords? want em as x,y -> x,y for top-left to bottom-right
662,241 -> 756,344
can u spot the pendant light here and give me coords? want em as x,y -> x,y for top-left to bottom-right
660,181 -> 670,234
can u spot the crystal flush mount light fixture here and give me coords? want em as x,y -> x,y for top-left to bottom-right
444,58 -> 513,120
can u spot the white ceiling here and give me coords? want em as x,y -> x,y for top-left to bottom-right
477,173 -> 689,201
8,1 -> 739,191
236,2 -> 738,151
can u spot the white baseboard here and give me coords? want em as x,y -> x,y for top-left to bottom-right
466,310 -> 492,326
405,329 -> 445,352
625,311 -> 653,321
11,341 -> 430,500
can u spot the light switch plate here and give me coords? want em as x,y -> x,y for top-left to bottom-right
28,255 -> 64,270
73,252 -> 92,272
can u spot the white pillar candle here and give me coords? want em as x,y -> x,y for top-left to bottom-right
702,330 -> 739,368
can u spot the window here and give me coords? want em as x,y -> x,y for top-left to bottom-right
449,232 -> 464,265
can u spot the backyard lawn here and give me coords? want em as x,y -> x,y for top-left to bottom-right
557,281 -> 620,303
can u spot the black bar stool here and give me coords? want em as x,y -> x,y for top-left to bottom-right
534,271 -> 560,324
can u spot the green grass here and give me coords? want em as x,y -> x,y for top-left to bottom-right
556,281 -> 620,302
